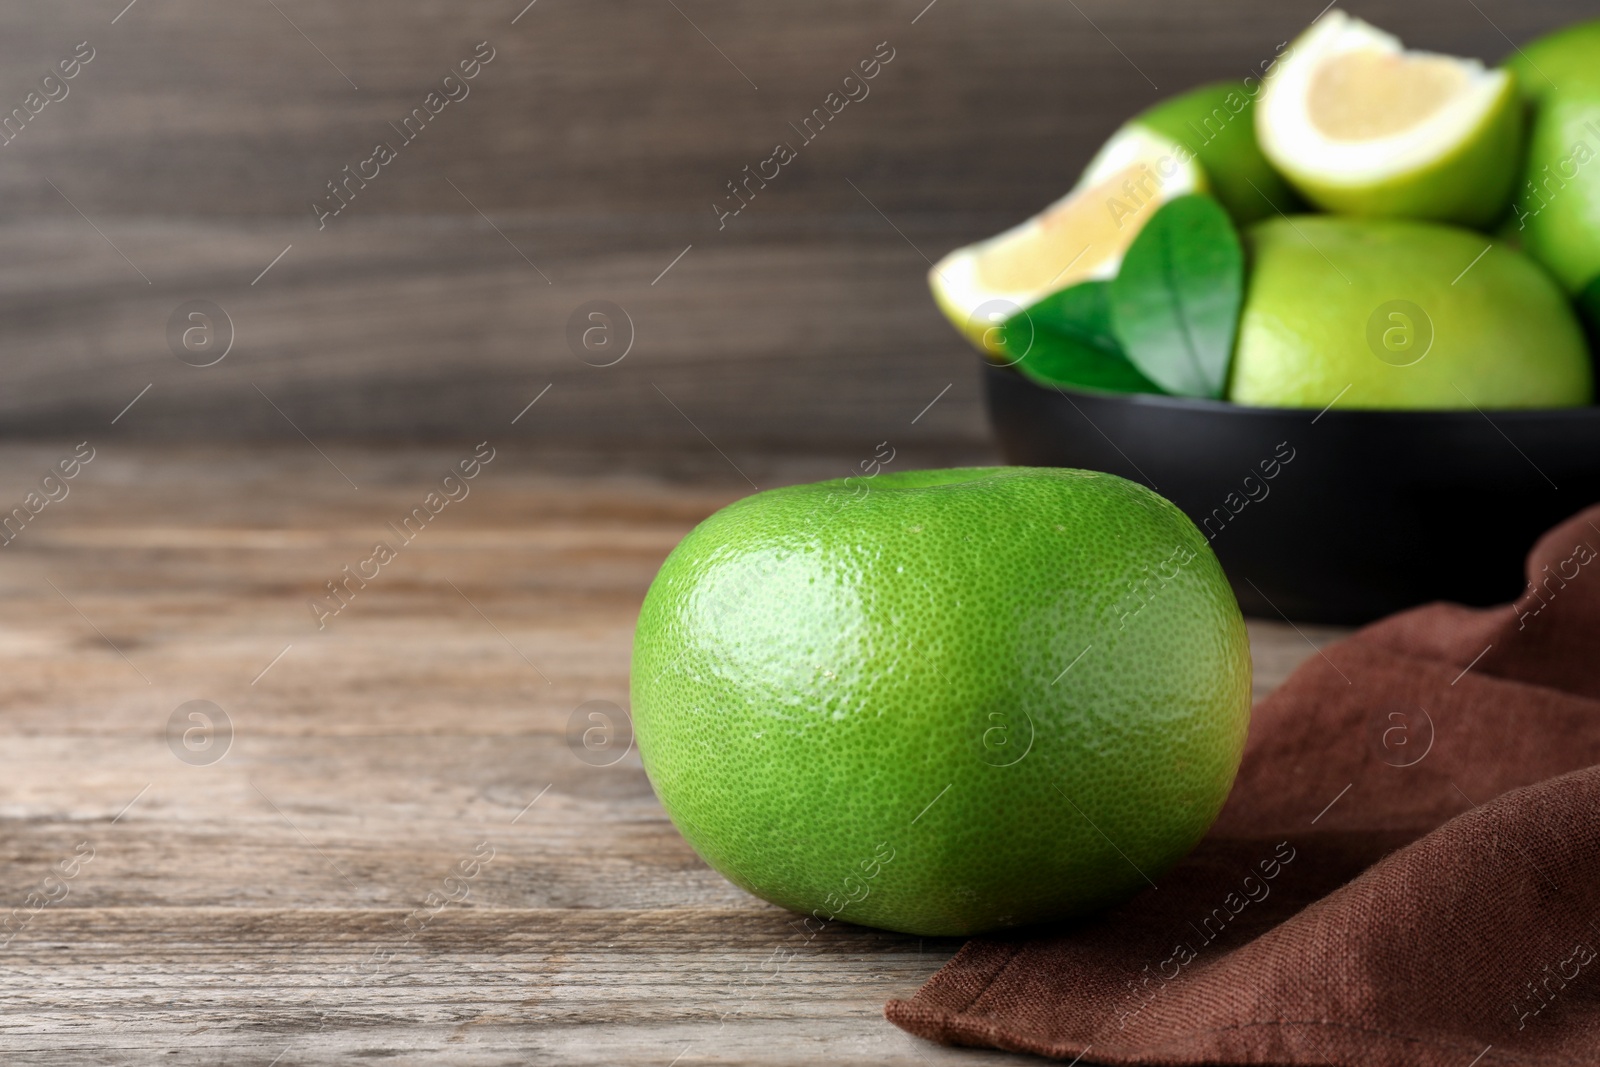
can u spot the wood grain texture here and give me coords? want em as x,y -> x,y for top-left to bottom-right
0,0 -> 1591,442
0,445 -> 1346,1064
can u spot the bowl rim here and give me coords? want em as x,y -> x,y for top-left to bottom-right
986,361 -> 1600,423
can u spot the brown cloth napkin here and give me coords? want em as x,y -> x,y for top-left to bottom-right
887,504 -> 1600,1066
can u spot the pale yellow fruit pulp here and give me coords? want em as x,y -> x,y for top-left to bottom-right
1305,49 -> 1469,141
973,162 -> 1164,292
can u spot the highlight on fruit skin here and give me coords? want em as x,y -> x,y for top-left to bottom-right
1255,9 -> 1523,227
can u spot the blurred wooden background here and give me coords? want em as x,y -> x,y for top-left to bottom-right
0,0 -> 1588,454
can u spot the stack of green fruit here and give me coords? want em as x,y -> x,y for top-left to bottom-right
932,9 -> 1599,410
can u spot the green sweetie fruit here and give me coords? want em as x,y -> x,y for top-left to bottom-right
632,467 -> 1251,936
1229,215 -> 1593,410
1135,80 -> 1304,226
1506,18 -> 1600,295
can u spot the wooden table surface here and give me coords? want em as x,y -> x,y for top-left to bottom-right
0,444 -> 1348,1066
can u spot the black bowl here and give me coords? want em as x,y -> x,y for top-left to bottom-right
983,363 -> 1600,624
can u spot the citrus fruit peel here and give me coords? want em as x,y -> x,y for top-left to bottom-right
1134,80 -> 1305,225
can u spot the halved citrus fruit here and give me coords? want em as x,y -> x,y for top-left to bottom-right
1256,10 -> 1521,227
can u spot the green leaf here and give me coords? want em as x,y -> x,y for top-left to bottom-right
1000,281 -> 1165,395
1108,194 -> 1244,399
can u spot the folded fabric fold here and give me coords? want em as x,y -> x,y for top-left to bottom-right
887,504 -> 1600,1066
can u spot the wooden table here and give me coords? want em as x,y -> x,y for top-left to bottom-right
0,444 -> 1347,1065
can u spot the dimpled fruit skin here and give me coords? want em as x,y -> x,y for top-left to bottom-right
631,467 -> 1251,937
1230,216 -> 1593,409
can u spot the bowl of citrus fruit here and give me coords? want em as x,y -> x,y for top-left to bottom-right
933,10 -> 1600,623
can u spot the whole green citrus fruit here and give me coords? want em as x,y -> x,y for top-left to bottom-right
1506,19 -> 1600,294
1229,215 -> 1593,409
631,467 -> 1251,936
1135,80 -> 1304,226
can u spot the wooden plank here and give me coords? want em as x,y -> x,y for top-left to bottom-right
1,0 -> 1589,441
0,221 -> 998,449
0,445 -> 1345,1063
0,912 -> 1020,1064
2,0 -> 1582,220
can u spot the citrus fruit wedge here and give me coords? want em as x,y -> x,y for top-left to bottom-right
930,125 -> 1205,356
1255,10 -> 1522,227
